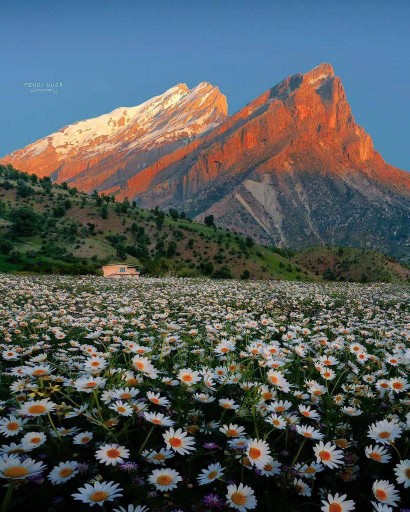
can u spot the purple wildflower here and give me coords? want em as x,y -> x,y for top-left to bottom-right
119,461 -> 139,471
203,493 -> 224,509
203,442 -> 220,450
76,462 -> 90,474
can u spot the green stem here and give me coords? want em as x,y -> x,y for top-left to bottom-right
288,439 -> 307,474
47,412 -> 60,438
389,441 -> 402,460
1,482 -> 15,512
57,389 -> 82,408
330,368 -> 349,396
138,426 -> 155,454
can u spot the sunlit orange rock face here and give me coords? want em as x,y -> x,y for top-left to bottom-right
0,82 -> 228,192
118,63 -> 409,201
2,63 -> 409,259
113,63 -> 409,260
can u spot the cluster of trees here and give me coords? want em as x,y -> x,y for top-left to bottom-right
0,164 -> 261,279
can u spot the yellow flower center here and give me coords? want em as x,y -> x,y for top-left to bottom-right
157,475 -> 172,486
90,491 -> 109,502
168,437 -> 182,448
231,492 -> 247,505
375,489 -> 387,501
33,370 -> 47,376
319,450 -> 331,461
59,468 -> 74,478
106,448 -> 121,458
4,466 -> 29,478
249,447 -> 262,460
28,404 -> 46,414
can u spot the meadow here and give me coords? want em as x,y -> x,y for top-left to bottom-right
0,275 -> 408,511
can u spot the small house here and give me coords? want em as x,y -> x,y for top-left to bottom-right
102,264 -> 140,278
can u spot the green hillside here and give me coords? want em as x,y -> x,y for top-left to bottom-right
1,164 -> 408,283
291,246 -> 410,283
0,164 -> 313,280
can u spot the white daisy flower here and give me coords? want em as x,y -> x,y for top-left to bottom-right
73,431 -> 93,445
321,493 -> 355,512
163,428 -> 195,455
20,431 -> 47,450
0,454 -> 45,480
313,441 -> 344,469
19,399 -> 56,417
72,480 -> 123,507
219,424 -> 246,438
197,462 -> 224,485
394,459 -> 410,488
367,419 -> 402,445
365,445 -> 391,463
95,444 -> 130,466
109,400 -> 133,417
148,467 -> 182,491
177,368 -> 201,386
114,505 -> 149,512
143,411 -> 175,427
246,438 -> 271,469
48,460 -> 78,484
372,480 -> 400,506
226,483 -> 257,511
0,415 -> 27,437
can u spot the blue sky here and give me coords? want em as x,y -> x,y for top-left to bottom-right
1,0 -> 409,170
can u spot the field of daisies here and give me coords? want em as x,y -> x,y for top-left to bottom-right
0,275 -> 408,512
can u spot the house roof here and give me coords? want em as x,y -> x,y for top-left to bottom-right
103,264 -> 137,267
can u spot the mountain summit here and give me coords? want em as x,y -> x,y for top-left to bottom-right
1,82 -> 227,192
1,64 -> 409,259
